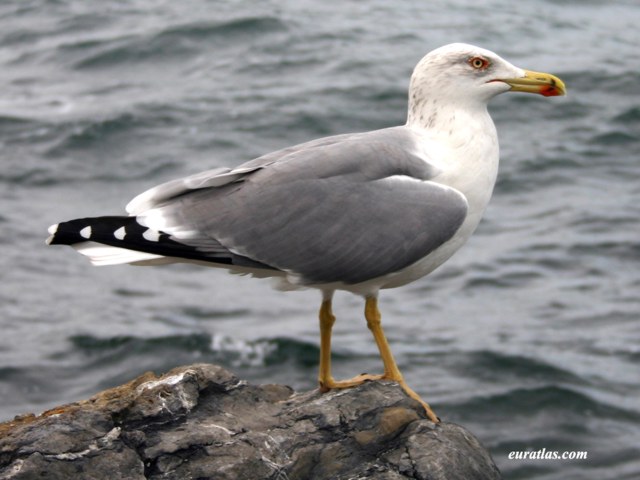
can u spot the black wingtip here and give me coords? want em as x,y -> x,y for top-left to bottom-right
46,219 -> 96,246
46,215 -> 277,271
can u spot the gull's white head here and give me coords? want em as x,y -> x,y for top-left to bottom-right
407,43 -> 565,126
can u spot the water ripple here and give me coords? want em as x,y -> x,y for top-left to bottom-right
66,17 -> 287,70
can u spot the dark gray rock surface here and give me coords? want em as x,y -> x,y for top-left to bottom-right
0,364 -> 501,479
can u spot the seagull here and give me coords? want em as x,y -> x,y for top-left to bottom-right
47,43 -> 565,423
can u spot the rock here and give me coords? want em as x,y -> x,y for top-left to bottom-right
0,364 -> 501,479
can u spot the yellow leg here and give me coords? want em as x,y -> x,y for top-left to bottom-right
317,299 -> 382,392
364,296 -> 439,423
318,299 -> 336,392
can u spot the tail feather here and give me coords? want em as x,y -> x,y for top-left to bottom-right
46,216 -> 274,270
71,242 -> 168,266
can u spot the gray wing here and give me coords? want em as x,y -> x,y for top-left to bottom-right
135,126 -> 468,285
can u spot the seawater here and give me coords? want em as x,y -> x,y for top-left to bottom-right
1,1 -> 639,479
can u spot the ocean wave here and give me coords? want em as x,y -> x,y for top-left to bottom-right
567,239 -> 640,261
158,16 -> 286,41
70,333 -> 212,355
64,16 -> 286,70
613,106 -> 640,124
447,384 -> 640,422
560,69 -> 640,96
0,157 -> 177,187
590,131 -> 639,146
43,105 -> 192,155
67,333 -> 319,369
178,306 -> 251,320
0,114 -> 38,131
44,113 -> 143,155
463,266 -> 545,290
451,350 -> 583,384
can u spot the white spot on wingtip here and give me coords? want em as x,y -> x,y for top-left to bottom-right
80,226 -> 92,239
143,229 -> 160,242
48,224 -> 58,235
114,226 -> 126,240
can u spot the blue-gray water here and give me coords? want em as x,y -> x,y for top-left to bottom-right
1,1 -> 639,478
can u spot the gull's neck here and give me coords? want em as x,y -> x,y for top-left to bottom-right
406,95 -> 500,229
405,98 -> 498,178
406,93 -> 492,134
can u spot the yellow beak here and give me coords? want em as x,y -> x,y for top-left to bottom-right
499,69 -> 566,97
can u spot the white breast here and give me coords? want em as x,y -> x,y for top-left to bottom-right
377,107 -> 500,290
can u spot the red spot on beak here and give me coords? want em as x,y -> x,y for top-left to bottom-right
540,85 -> 562,97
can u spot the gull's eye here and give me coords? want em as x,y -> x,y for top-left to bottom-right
469,56 -> 490,70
